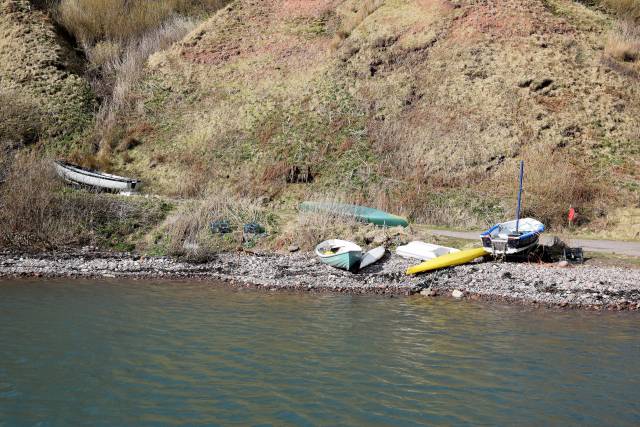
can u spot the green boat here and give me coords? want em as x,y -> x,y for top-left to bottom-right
315,239 -> 363,272
300,201 -> 408,227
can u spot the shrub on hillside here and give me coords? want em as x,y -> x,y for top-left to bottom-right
0,90 -> 43,149
0,155 -> 168,250
603,0 -> 640,22
153,190 -> 276,257
55,0 -> 226,46
606,20 -> 640,63
498,150 -> 600,228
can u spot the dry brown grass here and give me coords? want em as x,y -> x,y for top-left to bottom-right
277,210 -> 366,251
0,154 -> 168,250
94,16 -> 195,150
0,155 -> 64,249
495,149 -> 601,228
46,0 -> 228,163
88,40 -> 121,70
606,20 -> 640,62
365,101 -> 510,228
155,189 -> 273,256
603,0 -> 640,22
55,0 -> 226,46
331,0 -> 384,48
0,89 -> 43,150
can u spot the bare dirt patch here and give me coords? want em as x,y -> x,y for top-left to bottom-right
449,0 -> 573,44
277,0 -> 340,19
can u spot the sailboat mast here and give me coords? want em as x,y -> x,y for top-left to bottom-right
515,160 -> 524,233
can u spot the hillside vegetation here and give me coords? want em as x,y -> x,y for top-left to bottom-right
0,0 -> 94,175
1,0 -> 639,251
119,0 -> 639,225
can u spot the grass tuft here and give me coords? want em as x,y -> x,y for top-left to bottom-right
331,0 -> 384,48
602,0 -> 640,22
605,20 -> 640,63
55,0 -> 227,46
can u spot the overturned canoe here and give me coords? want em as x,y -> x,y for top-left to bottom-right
406,247 -> 488,275
359,246 -> 386,270
54,161 -> 141,194
300,201 -> 408,227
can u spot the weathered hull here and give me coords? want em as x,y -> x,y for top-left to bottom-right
54,161 -> 141,194
482,236 -> 540,255
319,251 -> 363,272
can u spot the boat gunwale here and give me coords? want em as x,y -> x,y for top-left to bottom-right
480,218 -> 545,238
55,161 -> 140,184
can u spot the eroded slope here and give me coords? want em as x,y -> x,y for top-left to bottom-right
117,0 -> 639,229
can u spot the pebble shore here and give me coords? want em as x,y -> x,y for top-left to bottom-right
1,250 -> 639,311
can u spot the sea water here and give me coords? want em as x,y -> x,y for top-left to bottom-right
1,279 -> 639,425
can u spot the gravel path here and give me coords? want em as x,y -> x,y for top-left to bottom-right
1,251 -> 639,311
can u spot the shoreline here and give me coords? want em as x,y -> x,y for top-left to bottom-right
1,250 -> 639,311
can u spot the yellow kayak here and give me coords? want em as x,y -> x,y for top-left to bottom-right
406,247 -> 489,275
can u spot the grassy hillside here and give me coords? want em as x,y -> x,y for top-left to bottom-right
1,0 -> 639,252
0,0 -> 94,168
111,0 -> 638,231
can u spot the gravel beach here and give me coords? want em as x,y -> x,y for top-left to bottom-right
1,250 -> 639,311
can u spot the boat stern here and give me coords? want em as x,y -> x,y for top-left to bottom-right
321,251 -> 363,271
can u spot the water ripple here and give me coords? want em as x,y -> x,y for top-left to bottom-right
1,279 -> 639,425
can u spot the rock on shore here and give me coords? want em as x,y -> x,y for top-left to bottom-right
0,251 -> 639,311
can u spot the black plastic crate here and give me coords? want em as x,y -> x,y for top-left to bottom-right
564,247 -> 584,264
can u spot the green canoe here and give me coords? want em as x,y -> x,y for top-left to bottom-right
300,201 -> 409,227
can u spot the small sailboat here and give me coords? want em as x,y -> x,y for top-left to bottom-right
481,218 -> 545,255
315,239 -> 363,272
481,161 -> 545,255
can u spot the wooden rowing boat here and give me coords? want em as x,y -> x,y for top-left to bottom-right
315,239 -> 363,272
54,161 -> 141,194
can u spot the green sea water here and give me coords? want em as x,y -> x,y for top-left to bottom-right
1,279 -> 639,426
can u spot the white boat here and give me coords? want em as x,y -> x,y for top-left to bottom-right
480,218 -> 545,255
359,246 -> 385,270
396,241 -> 459,260
315,239 -> 363,272
54,161 -> 141,194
